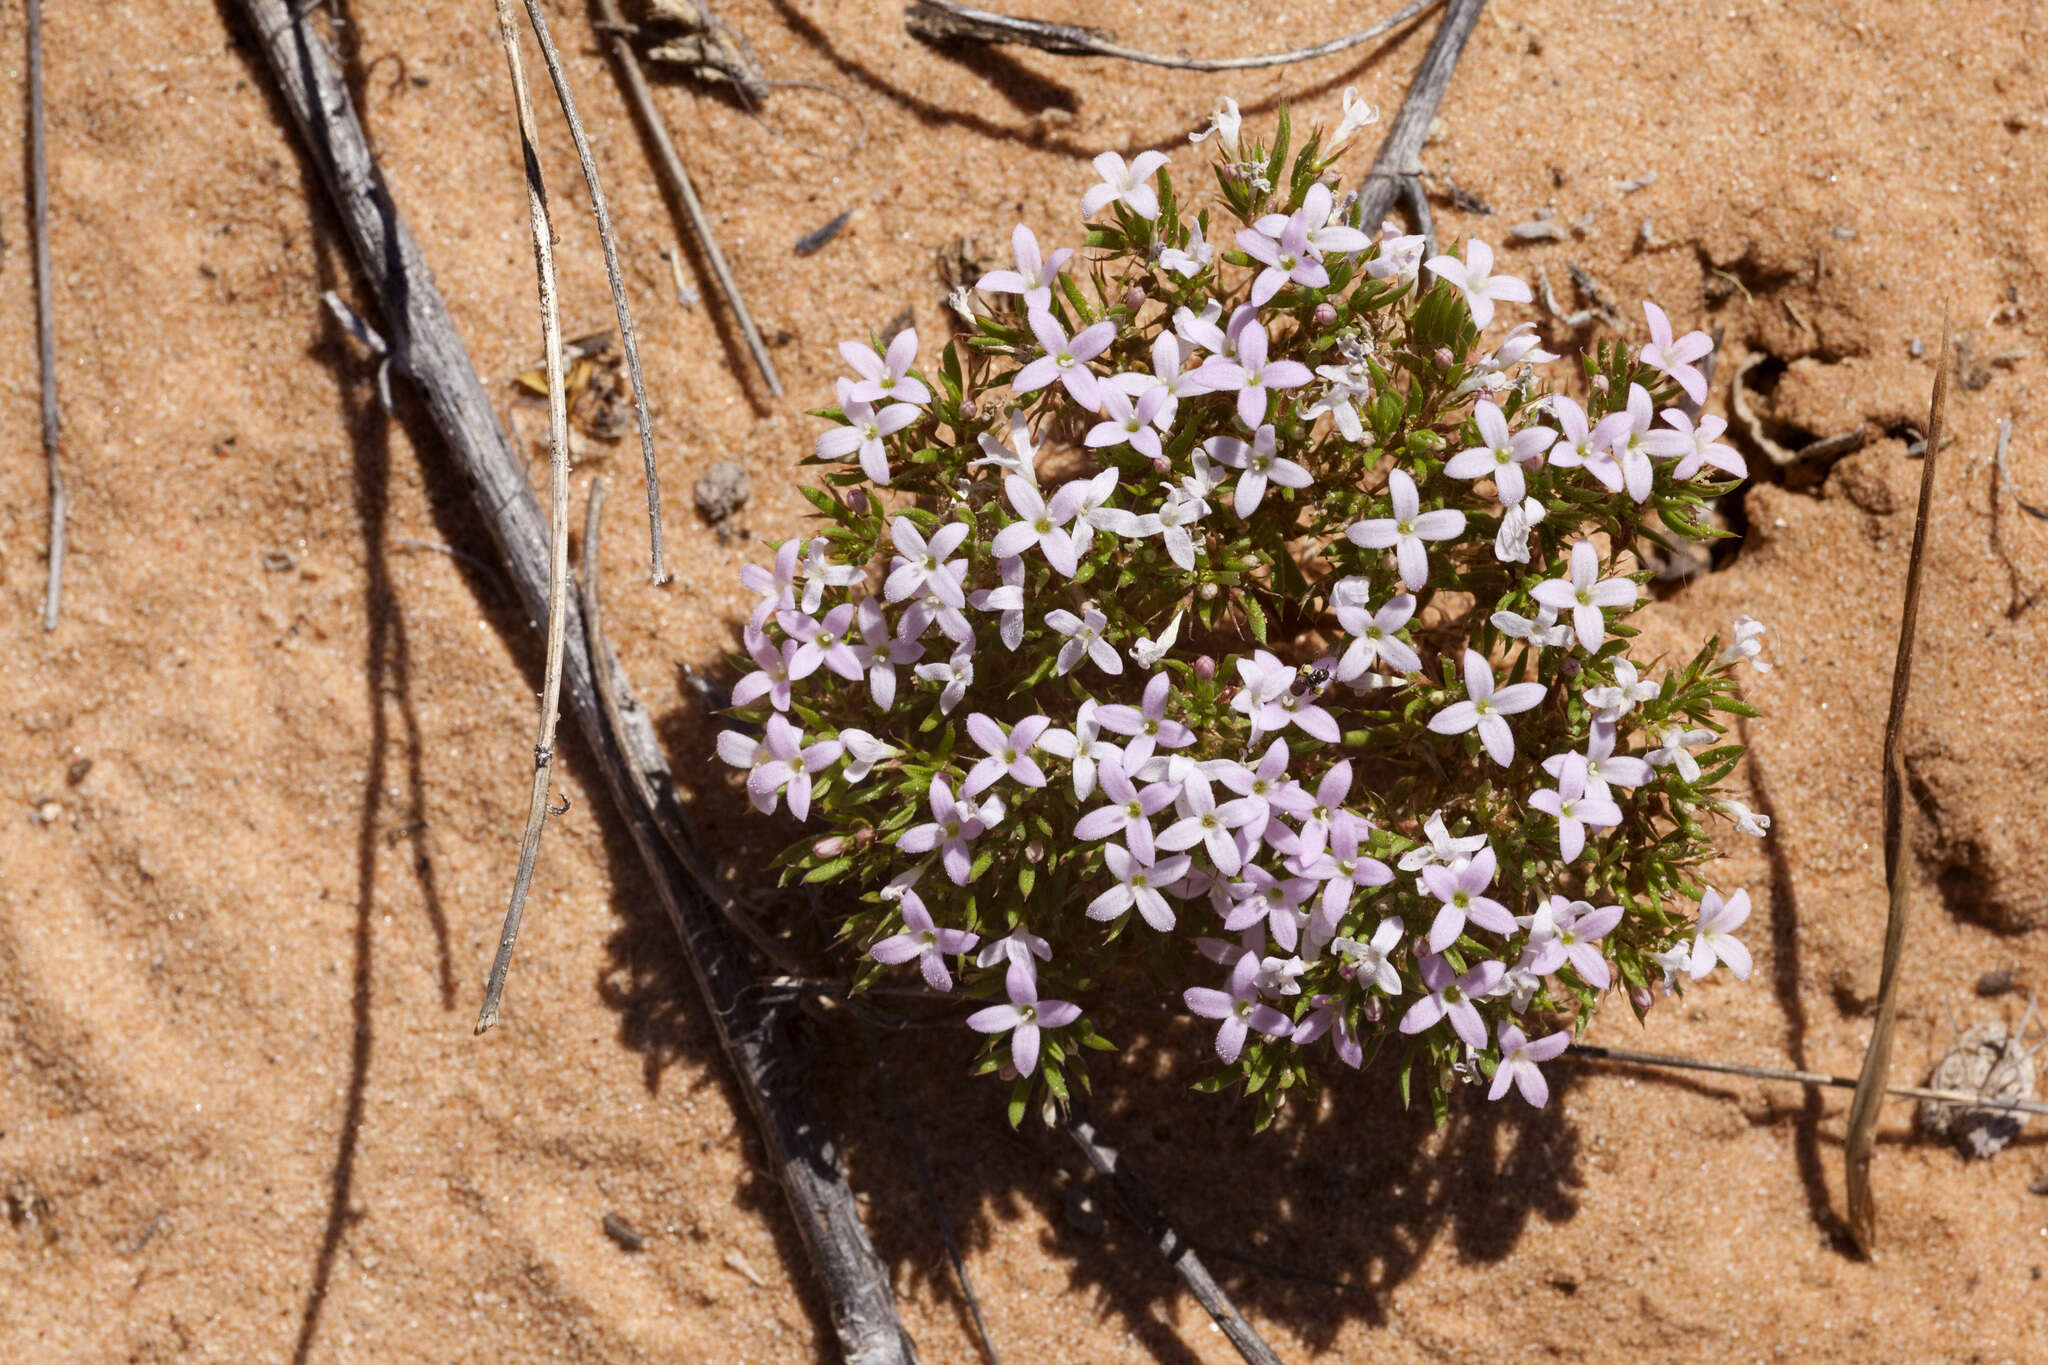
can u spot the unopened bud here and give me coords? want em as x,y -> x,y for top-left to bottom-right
847,487 -> 870,513
1198,581 -> 1219,600
811,835 -> 846,859
1151,454 -> 1172,476
1311,302 -> 1338,329
1592,373 -> 1612,393
1193,655 -> 1217,681
854,826 -> 877,846
1122,285 -> 1146,312
1630,984 -> 1656,1014
1025,840 -> 1046,864
1433,346 -> 1455,369
1560,657 -> 1582,679
1360,995 -> 1383,1023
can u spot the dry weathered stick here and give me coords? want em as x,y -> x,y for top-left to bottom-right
476,0 -> 574,1037
905,0 -> 1436,72
237,4 -> 911,1357
592,0 -> 783,398
1353,0 -> 1487,232
515,0 -> 670,586
28,0 -> 68,632
1063,1116 -> 1285,1365
1569,1043 -> 2048,1118
1845,320 -> 1950,1258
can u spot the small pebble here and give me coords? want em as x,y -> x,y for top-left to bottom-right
601,1212 -> 645,1252
694,461 -> 751,523
1063,1184 -> 1104,1239
66,758 -> 93,786
1909,336 -> 1925,357
1977,968 -> 2019,997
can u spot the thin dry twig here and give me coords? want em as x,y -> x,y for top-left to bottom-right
592,0 -> 784,398
1062,1116 -> 1285,1365
1352,0 -> 1488,231
905,0 -> 1435,72
1569,1044 -> 2048,1119
515,0 -> 670,586
239,5 -> 911,1353
476,0 -> 574,1036
1845,318 -> 1950,1257
29,0 -> 68,632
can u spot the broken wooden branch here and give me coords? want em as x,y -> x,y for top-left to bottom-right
905,0 -> 1435,72
1062,1115 -> 1285,1365
1846,318 -> 1950,1259
236,2 -> 909,1356
1568,1043 -> 2048,1119
29,0 -> 68,632
1354,0 -> 1486,231
592,0 -> 784,398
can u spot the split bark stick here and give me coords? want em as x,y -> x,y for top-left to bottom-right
903,0 -> 1436,72
236,3 -> 910,1357
1353,0 -> 1488,233
1063,1115 -> 1285,1365
29,0 -> 68,631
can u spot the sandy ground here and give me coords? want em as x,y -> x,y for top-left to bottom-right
4,0 -> 2048,1360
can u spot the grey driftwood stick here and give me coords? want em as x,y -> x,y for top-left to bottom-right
235,3 -> 912,1359
1353,0 -> 1488,234
1063,1116 -> 1285,1365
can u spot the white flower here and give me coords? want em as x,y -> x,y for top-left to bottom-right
1530,539 -> 1639,651
1157,220 -> 1214,277
1583,658 -> 1658,723
1087,845 -> 1189,932
1332,916 -> 1404,994
1646,721 -> 1715,783
1718,615 -> 1771,673
1082,150 -> 1170,220
1346,469 -> 1467,591
1689,888 -> 1753,979
1396,809 -> 1488,872
1423,237 -> 1532,331
1493,603 -> 1575,651
1493,496 -> 1548,564
967,408 -> 1040,486
1039,700 -> 1118,800
914,646 -> 974,714
836,728 -> 897,782
1717,798 -> 1771,837
1130,610 -> 1184,668
1329,86 -> 1381,148
1187,96 -> 1242,159
1427,649 -> 1547,767
1045,607 -> 1123,677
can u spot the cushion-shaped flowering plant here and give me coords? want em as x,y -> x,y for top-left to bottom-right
719,97 -> 1770,1129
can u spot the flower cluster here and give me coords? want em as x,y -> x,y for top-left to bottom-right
719,101 -> 1767,1127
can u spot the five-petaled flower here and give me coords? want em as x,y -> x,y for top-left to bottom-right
1428,649 -> 1546,767
1347,469 -> 1467,591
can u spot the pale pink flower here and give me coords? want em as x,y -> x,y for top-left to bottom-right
1419,845 -> 1517,953
1529,539 -> 1638,651
1399,954 -> 1506,1050
817,379 -> 919,486
962,712 -> 1052,797
839,327 -> 928,406
1189,321 -> 1312,428
1346,469 -> 1467,591
988,474 -> 1080,577
1489,1022 -> 1570,1107
967,957 -> 1081,1077
1184,952 -> 1293,1065
1689,887 -> 1753,979
1203,424 -> 1313,518
1427,649 -> 1546,767
1088,845 -> 1190,931
870,890 -> 979,990
977,223 -> 1074,313
1444,399 -> 1554,506
1527,753 -> 1623,862
1423,238 -> 1531,330
1012,310 -> 1118,411
1645,409 -> 1746,481
1082,150 -> 1170,220
1638,301 -> 1714,405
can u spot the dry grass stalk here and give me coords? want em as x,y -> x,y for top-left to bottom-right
29,0 -> 68,631
1844,319 -> 1951,1256
513,0 -> 670,586
475,0 -> 574,1036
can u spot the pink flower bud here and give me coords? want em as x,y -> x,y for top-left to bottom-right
812,835 -> 846,859
1151,454 -> 1172,476
1630,984 -> 1656,1014
1311,303 -> 1338,329
1193,655 -> 1217,681
1360,995 -> 1383,1023
848,487 -> 870,513
1592,373 -> 1612,393
1122,285 -> 1146,312
1433,346 -> 1455,369
1025,840 -> 1046,864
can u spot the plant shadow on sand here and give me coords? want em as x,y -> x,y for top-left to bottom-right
598,708 -> 1583,1360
